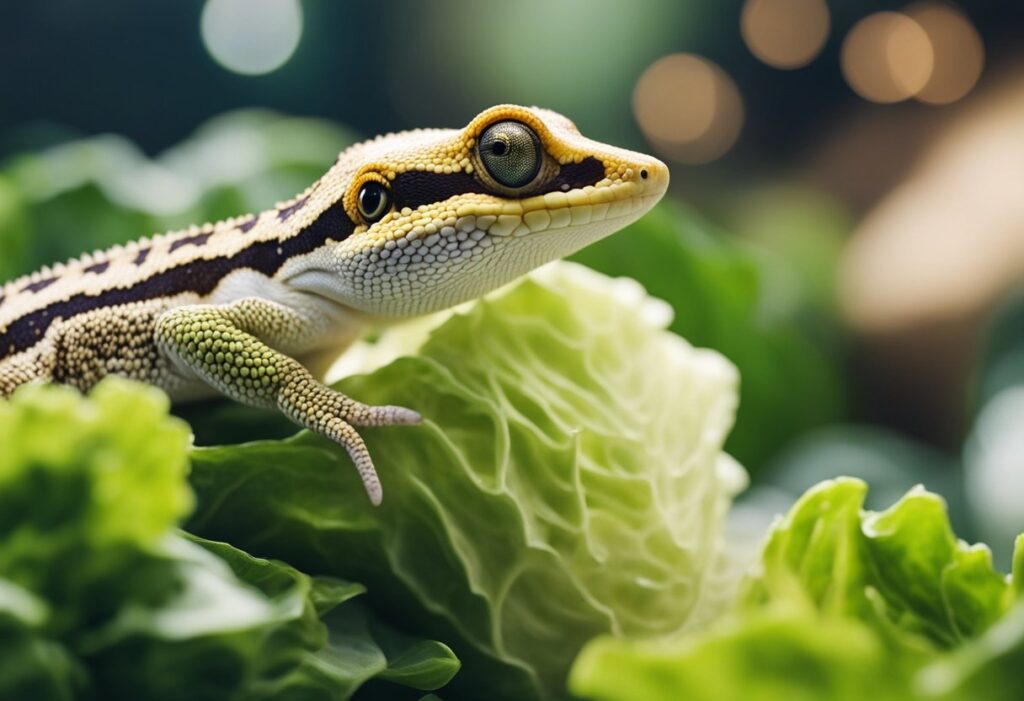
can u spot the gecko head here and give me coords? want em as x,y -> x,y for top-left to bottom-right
310,105 -> 669,317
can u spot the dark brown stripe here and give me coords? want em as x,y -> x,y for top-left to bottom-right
0,203 -> 355,360
542,157 -> 606,193
134,248 -> 152,266
169,231 -> 213,253
238,216 -> 258,233
84,261 -> 110,275
392,171 -> 489,212
391,156 -> 606,212
22,277 -> 57,294
278,196 -> 309,221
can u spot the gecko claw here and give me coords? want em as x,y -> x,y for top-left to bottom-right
366,477 -> 383,507
326,415 -> 385,505
385,406 -> 422,425
347,403 -> 422,427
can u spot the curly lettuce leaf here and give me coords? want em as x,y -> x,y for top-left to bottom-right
570,202 -> 846,471
0,380 -> 194,635
187,262 -> 745,701
747,479 -> 1010,646
0,380 -> 457,701
573,610 -> 908,701
914,536 -> 1024,701
0,379 -> 193,552
571,478 -> 1020,701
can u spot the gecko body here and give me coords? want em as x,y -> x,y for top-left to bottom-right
0,105 -> 669,502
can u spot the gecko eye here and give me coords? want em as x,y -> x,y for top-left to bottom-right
478,121 -> 542,188
357,181 -> 391,224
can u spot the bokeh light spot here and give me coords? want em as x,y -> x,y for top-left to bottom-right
633,54 -> 744,164
201,0 -> 303,76
841,12 -> 934,103
741,0 -> 830,70
907,2 -> 984,105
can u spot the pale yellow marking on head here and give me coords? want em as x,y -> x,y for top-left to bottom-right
286,105 -> 670,318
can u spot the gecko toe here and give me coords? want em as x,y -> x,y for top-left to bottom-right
387,406 -> 422,425
347,402 -> 422,427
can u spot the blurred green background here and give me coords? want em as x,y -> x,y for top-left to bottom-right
3,0 -> 1024,563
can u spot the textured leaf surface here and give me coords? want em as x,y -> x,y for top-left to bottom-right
188,263 -> 745,701
0,380 -> 457,701
571,478 -> 1021,701
570,202 -> 846,471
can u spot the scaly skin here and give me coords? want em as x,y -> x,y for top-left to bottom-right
0,105 -> 669,503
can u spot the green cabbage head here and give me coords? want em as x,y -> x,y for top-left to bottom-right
188,262 -> 747,700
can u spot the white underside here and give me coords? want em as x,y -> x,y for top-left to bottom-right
284,190 -> 664,318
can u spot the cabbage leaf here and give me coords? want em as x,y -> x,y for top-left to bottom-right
570,202 -> 846,471
187,262 -> 746,701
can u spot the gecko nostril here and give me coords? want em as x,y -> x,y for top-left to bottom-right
640,169 -> 649,180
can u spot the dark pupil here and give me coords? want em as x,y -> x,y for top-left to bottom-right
479,121 -> 541,188
361,185 -> 381,213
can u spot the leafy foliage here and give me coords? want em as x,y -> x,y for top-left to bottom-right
5,110 -> 1019,701
570,202 -> 846,471
0,380 -> 457,701
186,263 -> 745,701
571,478 -> 1023,701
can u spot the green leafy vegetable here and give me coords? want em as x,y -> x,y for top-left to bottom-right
570,202 -> 846,472
187,262 -> 746,701
571,477 -> 1021,701
0,378 -> 194,634
183,536 -> 460,701
0,379 -> 457,700
573,611 -> 905,701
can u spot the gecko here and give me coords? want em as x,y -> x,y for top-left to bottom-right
0,105 -> 669,503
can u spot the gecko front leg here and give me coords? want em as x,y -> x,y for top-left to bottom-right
154,297 -> 420,504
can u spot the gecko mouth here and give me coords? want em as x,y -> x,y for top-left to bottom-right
325,168 -> 669,317
451,176 -> 669,241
